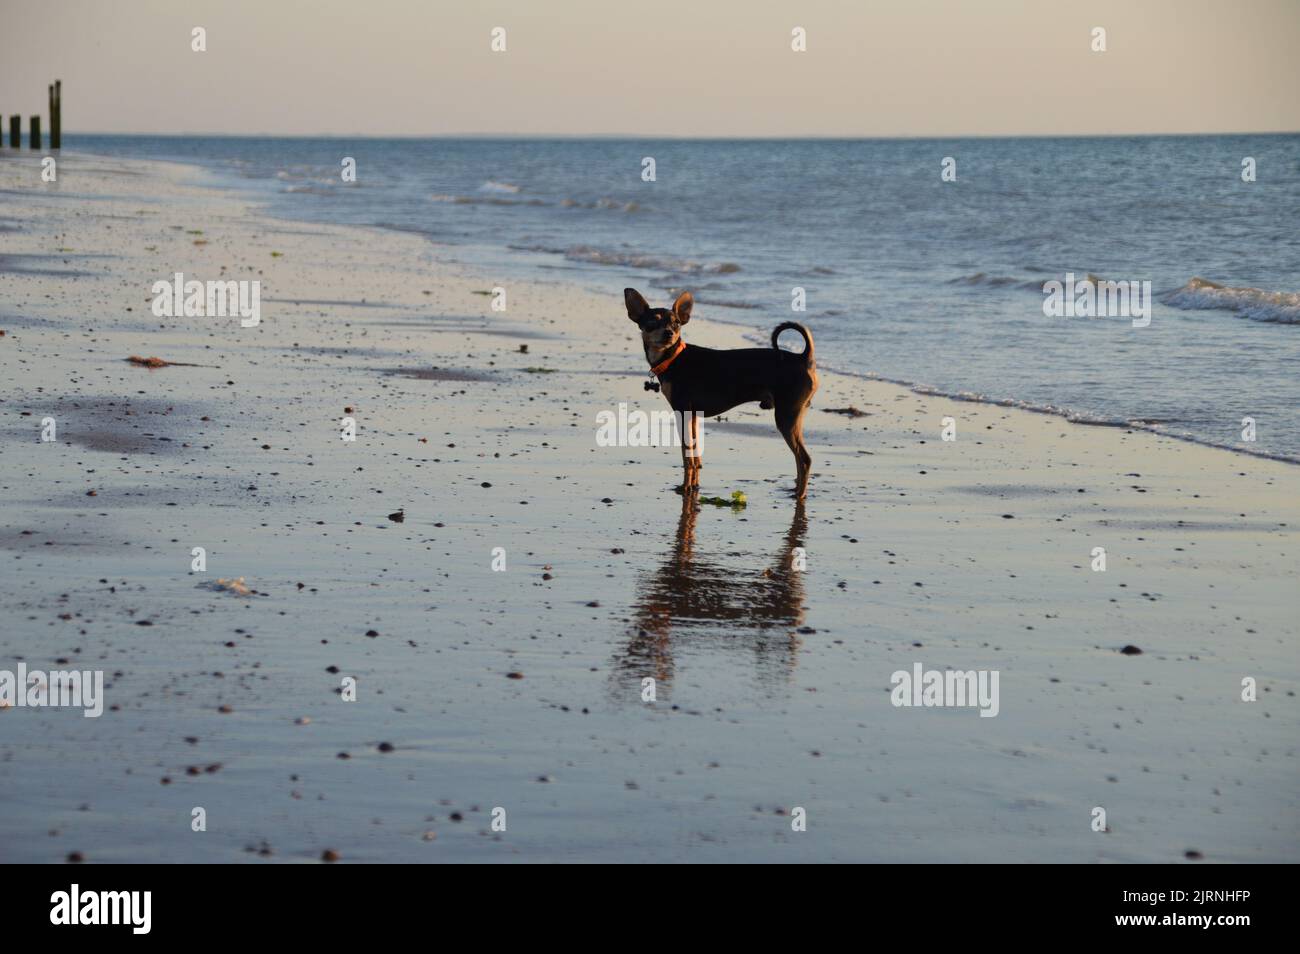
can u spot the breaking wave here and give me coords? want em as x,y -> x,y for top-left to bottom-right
950,271 -> 1299,324
1159,277 -> 1300,324
508,243 -> 741,275
948,271 -> 1109,292
430,193 -> 546,206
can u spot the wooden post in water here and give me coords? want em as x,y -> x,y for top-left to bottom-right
9,115 -> 19,148
30,115 -> 41,149
50,80 -> 61,149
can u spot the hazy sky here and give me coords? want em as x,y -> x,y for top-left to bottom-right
2,0 -> 1297,136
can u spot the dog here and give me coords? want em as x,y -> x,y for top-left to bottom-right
624,287 -> 817,498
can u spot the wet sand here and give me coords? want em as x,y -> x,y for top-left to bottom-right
1,152 -> 1296,863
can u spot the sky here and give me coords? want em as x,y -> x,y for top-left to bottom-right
1,0 -> 1298,137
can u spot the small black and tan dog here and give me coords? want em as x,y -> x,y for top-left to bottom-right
624,287 -> 818,499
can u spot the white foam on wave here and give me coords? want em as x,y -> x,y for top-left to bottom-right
1160,277 -> 1300,324
429,190 -> 641,212
430,193 -> 546,207
507,243 -> 741,275
951,271 -> 1299,324
949,271 -> 1109,291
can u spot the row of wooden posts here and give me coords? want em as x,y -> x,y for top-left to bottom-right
5,79 -> 61,149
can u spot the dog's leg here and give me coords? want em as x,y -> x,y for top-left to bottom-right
794,405 -> 812,499
679,434 -> 692,493
776,403 -> 813,499
676,410 -> 699,491
688,412 -> 702,488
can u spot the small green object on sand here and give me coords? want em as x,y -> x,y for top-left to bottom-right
698,490 -> 747,509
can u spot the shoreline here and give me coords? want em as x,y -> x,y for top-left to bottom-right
1,150 -> 1296,863
59,142 -> 1298,466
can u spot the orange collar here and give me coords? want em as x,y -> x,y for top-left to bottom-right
650,338 -> 686,376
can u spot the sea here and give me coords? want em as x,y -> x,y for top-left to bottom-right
66,134 -> 1300,460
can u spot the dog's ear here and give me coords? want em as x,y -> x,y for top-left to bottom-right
672,291 -> 693,325
624,288 -> 650,324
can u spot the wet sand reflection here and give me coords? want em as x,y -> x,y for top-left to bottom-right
615,499 -> 809,698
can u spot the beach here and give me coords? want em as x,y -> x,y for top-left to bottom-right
1,151 -> 1296,863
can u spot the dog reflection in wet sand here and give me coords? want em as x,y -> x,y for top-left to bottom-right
615,499 -> 810,696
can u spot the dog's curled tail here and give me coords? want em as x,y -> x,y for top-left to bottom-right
771,321 -> 814,362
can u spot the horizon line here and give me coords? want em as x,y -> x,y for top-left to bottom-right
58,129 -> 1300,141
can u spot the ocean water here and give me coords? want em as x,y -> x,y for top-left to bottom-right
69,134 -> 1300,459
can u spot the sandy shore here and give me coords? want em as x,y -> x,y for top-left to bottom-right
1,152 -> 1296,863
